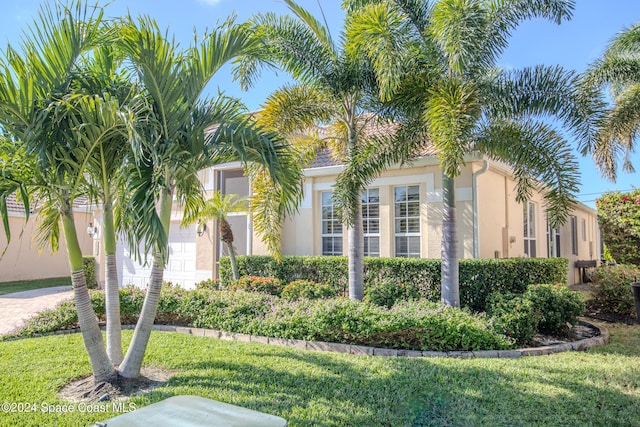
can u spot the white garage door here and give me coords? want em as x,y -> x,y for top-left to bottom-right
117,222 -> 197,289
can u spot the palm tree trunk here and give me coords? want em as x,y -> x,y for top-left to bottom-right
347,120 -> 364,301
62,213 -> 116,384
118,188 -> 172,379
227,242 -> 240,281
348,200 -> 364,300
441,173 -> 460,307
118,257 -> 164,378
103,205 -> 123,365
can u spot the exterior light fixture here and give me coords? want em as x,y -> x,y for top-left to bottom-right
196,221 -> 207,237
87,223 -> 98,238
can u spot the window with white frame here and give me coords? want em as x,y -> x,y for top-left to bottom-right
362,188 -> 380,256
394,185 -> 421,257
524,201 -> 537,257
321,192 -> 343,256
546,217 -> 561,258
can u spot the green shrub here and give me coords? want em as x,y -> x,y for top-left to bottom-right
597,190 -> 640,265
591,265 -> 640,316
82,256 -> 97,289
229,276 -> 284,296
281,280 -> 336,301
220,256 -> 568,311
523,284 -> 584,335
487,292 -> 541,345
194,278 -> 220,290
364,280 -> 420,308
6,288 -> 512,351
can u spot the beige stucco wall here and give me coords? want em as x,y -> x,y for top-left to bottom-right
476,162 -> 600,284
0,212 -> 94,283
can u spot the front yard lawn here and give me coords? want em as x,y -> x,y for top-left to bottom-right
0,324 -> 638,426
0,277 -> 71,296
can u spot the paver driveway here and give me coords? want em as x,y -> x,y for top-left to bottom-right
0,286 -> 73,335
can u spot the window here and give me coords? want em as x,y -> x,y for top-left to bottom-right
362,188 -> 380,256
321,192 -> 343,255
546,218 -> 561,258
581,218 -> 587,242
523,202 -> 537,257
571,216 -> 578,256
394,185 -> 421,257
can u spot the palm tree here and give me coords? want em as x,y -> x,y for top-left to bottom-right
235,0 -> 395,300
186,192 -> 248,281
345,0 -> 600,306
583,22 -> 640,179
73,45 -> 148,366
116,16 -> 300,378
0,2 -> 118,383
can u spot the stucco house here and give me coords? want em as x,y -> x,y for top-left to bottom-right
0,195 -> 95,283
93,150 -> 600,288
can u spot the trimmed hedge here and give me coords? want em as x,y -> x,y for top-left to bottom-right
82,256 -> 97,289
220,256 -> 569,311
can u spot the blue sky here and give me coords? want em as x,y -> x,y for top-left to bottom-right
2,1 -> 639,207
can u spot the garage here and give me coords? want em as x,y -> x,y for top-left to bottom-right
116,222 -> 198,289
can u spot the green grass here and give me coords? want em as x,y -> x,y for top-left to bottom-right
1,324 -> 639,426
0,277 -> 71,296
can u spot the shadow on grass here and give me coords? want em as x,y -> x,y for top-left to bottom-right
135,335 -> 640,426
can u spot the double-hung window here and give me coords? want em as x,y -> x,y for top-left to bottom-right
362,188 -> 380,256
321,192 -> 343,255
394,185 -> 421,257
524,202 -> 537,257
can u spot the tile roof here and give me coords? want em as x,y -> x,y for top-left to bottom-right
306,116 -> 436,169
5,193 -> 91,214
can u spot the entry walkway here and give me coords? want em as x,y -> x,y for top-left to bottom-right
0,286 -> 73,335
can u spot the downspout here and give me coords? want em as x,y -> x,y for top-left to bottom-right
472,160 -> 489,259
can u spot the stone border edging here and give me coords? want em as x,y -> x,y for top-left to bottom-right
8,318 -> 609,358
149,318 -> 610,359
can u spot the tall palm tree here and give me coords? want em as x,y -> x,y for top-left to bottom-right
73,45 -> 148,366
186,192 -> 248,280
235,0 -> 396,300
583,22 -> 640,179
345,0 -> 600,306
0,1 -> 118,384
116,16 -> 300,378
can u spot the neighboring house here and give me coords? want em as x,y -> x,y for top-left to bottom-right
0,195 -> 95,283
99,151 -> 599,288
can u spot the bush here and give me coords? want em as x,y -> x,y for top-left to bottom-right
195,278 -> 220,290
190,293 -> 512,351
364,280 -> 420,308
591,265 -> 640,316
487,292 -> 541,345
220,256 -> 569,311
523,284 -> 584,335
82,256 -> 97,289
229,276 -> 284,296
597,190 -> 640,265
5,288 -> 512,351
281,280 -> 336,301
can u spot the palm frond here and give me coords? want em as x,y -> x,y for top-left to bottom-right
591,84 -> 640,180
487,65 -> 605,153
475,118 -> 579,227
426,78 -> 481,177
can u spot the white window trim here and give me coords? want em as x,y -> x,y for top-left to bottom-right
362,188 -> 380,257
524,201 -> 537,257
394,185 -> 422,258
321,191 -> 343,256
